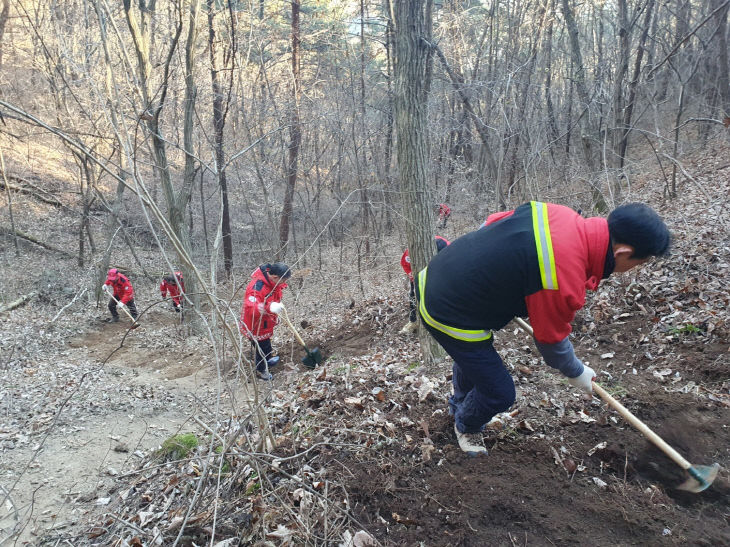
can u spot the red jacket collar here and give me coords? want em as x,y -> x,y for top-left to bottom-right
582,217 -> 609,291
251,267 -> 288,290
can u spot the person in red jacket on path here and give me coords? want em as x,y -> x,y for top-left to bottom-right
240,263 -> 292,380
399,235 -> 450,334
103,268 -> 138,323
160,271 -> 185,312
416,202 -> 670,456
437,203 -> 452,228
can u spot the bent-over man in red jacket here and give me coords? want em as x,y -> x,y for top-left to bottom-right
104,268 -> 138,323
417,202 -> 670,456
160,271 -> 185,312
240,263 -> 291,381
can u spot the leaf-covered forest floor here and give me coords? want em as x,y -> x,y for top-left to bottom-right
1,139 -> 729,546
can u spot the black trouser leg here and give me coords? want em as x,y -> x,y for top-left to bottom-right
409,280 -> 417,322
108,297 -> 119,318
251,339 -> 273,372
126,299 -> 138,319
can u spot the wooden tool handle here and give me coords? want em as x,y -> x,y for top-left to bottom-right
105,288 -> 137,324
280,305 -> 307,348
591,382 -> 691,470
512,317 -> 692,470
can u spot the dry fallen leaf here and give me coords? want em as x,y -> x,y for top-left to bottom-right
392,512 -> 417,525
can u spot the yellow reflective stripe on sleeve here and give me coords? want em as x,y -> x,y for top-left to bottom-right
531,201 -> 559,290
417,269 -> 493,342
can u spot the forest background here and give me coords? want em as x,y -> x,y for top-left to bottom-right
0,0 -> 729,545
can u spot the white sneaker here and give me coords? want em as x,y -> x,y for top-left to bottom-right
399,321 -> 418,334
454,424 -> 487,456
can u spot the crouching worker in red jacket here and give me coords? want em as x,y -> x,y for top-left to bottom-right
160,271 -> 185,312
417,202 -> 670,456
240,263 -> 292,381
400,236 -> 450,334
104,268 -> 138,323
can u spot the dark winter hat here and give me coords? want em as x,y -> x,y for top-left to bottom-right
265,262 -> 292,279
608,203 -> 671,259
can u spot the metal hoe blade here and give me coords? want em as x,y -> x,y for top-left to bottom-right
512,317 -> 721,495
302,347 -> 323,368
678,463 -> 721,493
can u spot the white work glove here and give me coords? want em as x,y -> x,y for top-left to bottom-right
567,364 -> 596,395
269,302 -> 284,315
116,302 -> 126,311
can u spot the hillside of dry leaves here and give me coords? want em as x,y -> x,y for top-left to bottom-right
1,138 -> 729,546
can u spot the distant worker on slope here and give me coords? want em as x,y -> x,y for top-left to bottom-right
160,271 -> 185,313
103,268 -> 139,323
416,202 -> 670,456
240,263 -> 292,381
399,235 -> 450,334
437,203 -> 452,229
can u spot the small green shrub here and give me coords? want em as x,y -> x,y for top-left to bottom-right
668,323 -> 703,336
159,433 -> 199,461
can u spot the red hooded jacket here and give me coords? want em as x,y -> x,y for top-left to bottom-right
401,236 -> 451,281
240,267 -> 288,341
484,204 -> 609,343
420,202 -> 609,344
160,272 -> 185,306
104,273 -> 135,304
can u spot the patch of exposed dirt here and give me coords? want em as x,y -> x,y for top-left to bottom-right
322,345 -> 729,546
67,312 -> 209,380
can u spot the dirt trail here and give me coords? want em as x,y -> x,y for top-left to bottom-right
0,312 -> 224,545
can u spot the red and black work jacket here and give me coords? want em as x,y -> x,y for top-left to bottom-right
417,202 -> 609,344
438,204 -> 451,220
240,267 -> 288,341
401,236 -> 451,281
160,273 -> 185,305
104,274 -> 135,304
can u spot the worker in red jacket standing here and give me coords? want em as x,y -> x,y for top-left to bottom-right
437,203 -> 452,228
240,263 -> 292,380
103,268 -> 138,323
160,271 -> 185,312
417,202 -> 670,456
399,235 -> 450,334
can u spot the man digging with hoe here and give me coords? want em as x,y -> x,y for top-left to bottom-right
416,202 -> 671,456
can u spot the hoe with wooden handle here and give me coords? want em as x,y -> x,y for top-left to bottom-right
104,286 -> 140,329
513,316 -> 719,493
279,305 -> 323,368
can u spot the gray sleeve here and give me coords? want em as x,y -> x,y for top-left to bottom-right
534,336 -> 584,378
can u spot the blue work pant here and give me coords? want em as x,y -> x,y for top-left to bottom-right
424,325 -> 516,434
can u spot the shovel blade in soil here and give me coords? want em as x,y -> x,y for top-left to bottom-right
677,463 -> 721,493
302,347 -> 324,368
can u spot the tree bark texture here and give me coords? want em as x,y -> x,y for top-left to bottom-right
278,0 -> 302,261
394,0 -> 443,363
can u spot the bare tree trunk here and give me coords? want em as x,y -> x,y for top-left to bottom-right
711,0 -> 730,118
207,0 -> 234,277
544,0 -> 559,155
393,0 -> 441,364
123,0 -> 200,312
618,0 -> 655,168
611,0 -> 630,174
278,0 -> 302,260
0,0 -> 9,69
561,0 -> 605,209
0,148 -> 19,257
384,0 -> 395,232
